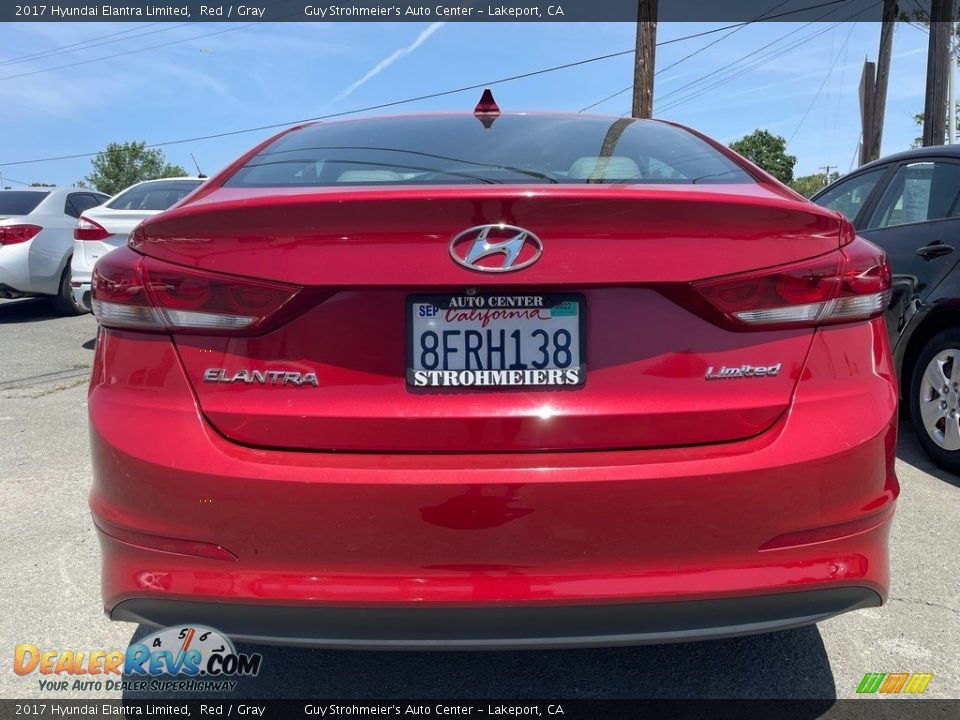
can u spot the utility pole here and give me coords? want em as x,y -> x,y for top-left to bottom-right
819,165 -> 836,186
923,0 -> 954,146
866,0 -> 897,162
950,44 -> 957,144
632,0 -> 657,118
859,60 -> 876,166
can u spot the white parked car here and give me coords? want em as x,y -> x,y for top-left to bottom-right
71,178 -> 204,311
0,187 -> 109,314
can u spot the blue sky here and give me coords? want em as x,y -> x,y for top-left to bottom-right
0,20 -> 932,187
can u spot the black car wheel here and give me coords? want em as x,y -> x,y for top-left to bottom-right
910,328 -> 960,473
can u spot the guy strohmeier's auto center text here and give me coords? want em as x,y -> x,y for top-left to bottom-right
303,4 -> 565,17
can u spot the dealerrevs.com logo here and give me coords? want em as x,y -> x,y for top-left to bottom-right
857,672 -> 934,695
14,625 -> 261,693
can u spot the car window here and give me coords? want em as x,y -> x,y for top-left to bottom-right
0,191 -> 49,215
224,115 -> 755,187
79,193 -> 104,211
107,180 -> 202,210
813,168 -> 885,223
866,161 -> 960,230
65,193 -> 101,218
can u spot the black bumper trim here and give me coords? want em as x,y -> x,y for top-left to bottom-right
110,587 -> 880,650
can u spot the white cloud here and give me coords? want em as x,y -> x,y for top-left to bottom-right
330,22 -> 445,104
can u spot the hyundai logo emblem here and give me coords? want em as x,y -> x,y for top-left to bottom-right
449,224 -> 543,273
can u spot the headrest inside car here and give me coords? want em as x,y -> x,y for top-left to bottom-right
567,157 -> 642,180
337,170 -> 403,183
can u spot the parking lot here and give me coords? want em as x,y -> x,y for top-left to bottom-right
1,295 -> 958,701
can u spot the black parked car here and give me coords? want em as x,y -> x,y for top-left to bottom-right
813,146 -> 960,472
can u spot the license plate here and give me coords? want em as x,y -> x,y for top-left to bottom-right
407,294 -> 585,388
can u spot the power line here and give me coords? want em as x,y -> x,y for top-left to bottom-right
787,14 -> 863,142
0,23 -> 156,67
579,21 -> 757,113
0,0 -> 294,73
654,2 -> 877,116
656,21 -> 850,112
0,47 -> 642,167
578,20 -> 757,113
0,0 -> 872,168
579,0 -> 795,113
656,29 -> 835,112
849,132 -> 863,170
579,22 -> 755,113
0,0 -> 294,81
1,21 -> 792,168
828,21 -> 853,154
0,23 -> 258,81
650,0 -> 876,115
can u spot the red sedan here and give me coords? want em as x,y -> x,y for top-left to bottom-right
88,109 -> 898,648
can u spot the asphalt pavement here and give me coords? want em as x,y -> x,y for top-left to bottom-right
1,296 -> 957,700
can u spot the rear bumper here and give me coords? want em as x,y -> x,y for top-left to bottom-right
89,318 -> 899,645
0,241 -> 33,293
111,587 -> 881,650
70,281 -> 92,311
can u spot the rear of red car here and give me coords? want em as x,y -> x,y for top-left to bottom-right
88,114 -> 898,648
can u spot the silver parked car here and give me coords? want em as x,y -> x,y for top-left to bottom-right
0,187 -> 108,314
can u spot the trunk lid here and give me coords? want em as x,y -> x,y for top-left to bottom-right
139,185 -> 841,453
86,207 -> 158,236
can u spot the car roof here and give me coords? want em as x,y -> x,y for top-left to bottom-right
0,187 -> 99,195
0,187 -> 107,215
122,177 -> 204,186
859,144 -> 960,172
106,177 -> 203,197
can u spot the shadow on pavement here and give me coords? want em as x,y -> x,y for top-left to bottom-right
896,418 -> 960,489
122,624 -> 835,700
0,298 -> 61,324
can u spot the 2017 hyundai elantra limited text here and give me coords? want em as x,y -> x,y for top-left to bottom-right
89,108 -> 899,648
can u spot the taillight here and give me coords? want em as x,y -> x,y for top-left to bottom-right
75,216 -> 112,241
0,224 -> 42,245
667,237 -> 892,330
91,246 -> 303,335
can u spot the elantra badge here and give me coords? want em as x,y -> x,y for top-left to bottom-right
705,363 -> 781,380
449,224 -> 543,273
203,368 -> 319,387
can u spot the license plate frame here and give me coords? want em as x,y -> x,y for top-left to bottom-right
406,293 -> 586,389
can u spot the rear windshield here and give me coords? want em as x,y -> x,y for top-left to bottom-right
225,115 -> 754,187
108,180 -> 203,210
0,191 -> 49,215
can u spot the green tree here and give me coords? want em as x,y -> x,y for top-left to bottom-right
729,129 -> 797,184
789,171 -> 840,198
911,107 -> 960,148
84,141 -> 187,195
